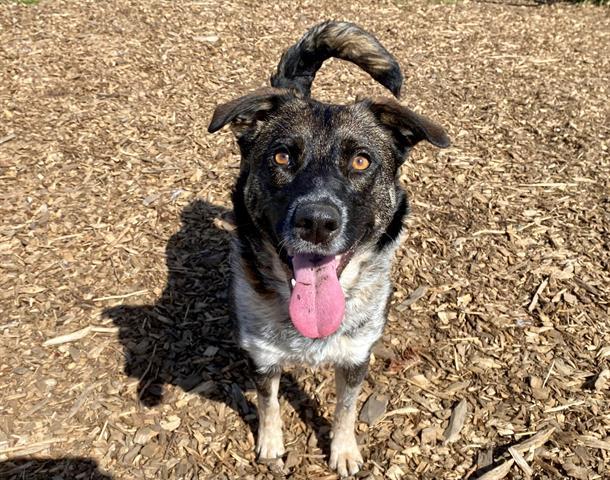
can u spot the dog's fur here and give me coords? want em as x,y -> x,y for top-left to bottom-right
208,21 -> 449,476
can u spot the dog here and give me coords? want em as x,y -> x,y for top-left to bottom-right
208,21 -> 450,477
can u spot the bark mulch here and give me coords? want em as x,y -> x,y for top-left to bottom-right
0,0 -> 608,478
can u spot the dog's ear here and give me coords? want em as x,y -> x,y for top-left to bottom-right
208,87 -> 291,136
365,97 -> 450,152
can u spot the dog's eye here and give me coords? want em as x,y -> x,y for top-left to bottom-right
351,155 -> 370,171
274,151 -> 290,166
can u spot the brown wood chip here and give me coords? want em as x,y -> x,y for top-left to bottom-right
443,398 -> 468,443
476,460 -> 514,480
359,394 -> 389,426
512,427 -> 556,454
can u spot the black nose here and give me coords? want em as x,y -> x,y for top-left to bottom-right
293,202 -> 342,245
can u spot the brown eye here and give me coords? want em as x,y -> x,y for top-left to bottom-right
351,155 -> 370,171
274,151 -> 290,166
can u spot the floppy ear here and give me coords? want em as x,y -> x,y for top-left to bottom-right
208,87 -> 291,136
366,97 -> 450,150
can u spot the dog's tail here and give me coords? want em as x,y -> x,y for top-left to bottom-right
270,21 -> 403,98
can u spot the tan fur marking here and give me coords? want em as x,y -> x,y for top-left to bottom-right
330,366 -> 364,476
323,24 -> 394,73
256,373 -> 284,459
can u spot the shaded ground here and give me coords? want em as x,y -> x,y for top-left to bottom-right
0,0 -> 608,479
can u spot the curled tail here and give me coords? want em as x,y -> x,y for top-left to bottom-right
270,21 -> 403,98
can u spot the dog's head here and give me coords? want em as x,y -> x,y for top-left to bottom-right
208,22 -> 450,339
209,88 -> 448,257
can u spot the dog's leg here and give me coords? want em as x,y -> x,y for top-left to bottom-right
252,363 -> 285,460
329,360 -> 368,477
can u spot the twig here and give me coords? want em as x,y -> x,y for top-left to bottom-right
92,289 -> 148,302
43,327 -> 92,346
508,446 -> 533,476
0,133 -> 16,145
42,326 -> 118,346
545,401 -> 585,413
528,277 -> 548,312
382,406 -> 419,419
0,438 -> 64,455
476,459 -> 514,480
519,182 -> 577,188
542,360 -> 554,388
472,229 -> 506,236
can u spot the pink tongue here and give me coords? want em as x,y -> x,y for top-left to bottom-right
289,254 -> 345,339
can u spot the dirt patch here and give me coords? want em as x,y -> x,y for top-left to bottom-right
0,0 -> 608,478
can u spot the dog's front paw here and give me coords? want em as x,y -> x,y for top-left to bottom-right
329,432 -> 363,477
256,424 -> 285,460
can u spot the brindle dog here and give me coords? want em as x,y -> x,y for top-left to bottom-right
208,21 -> 450,477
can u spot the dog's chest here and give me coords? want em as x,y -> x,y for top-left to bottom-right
232,241 -> 396,368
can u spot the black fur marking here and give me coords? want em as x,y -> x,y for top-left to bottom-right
248,356 -> 281,397
338,359 -> 369,388
367,98 -> 451,149
376,193 -> 408,251
208,88 -> 292,135
232,172 -> 278,299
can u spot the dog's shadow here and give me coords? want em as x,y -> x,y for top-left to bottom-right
0,457 -> 111,480
104,199 -> 331,455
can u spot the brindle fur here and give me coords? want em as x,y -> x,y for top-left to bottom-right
208,21 -> 450,476
271,21 -> 403,98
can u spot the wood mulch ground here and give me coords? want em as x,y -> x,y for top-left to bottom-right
0,0 -> 608,478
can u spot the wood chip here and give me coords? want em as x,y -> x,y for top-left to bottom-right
0,438 -> 65,455
528,277 -> 548,312
421,426 -> 438,445
284,450 -> 300,470
43,326 -> 119,346
0,133 -> 16,145
594,369 -> 610,391
193,35 -> 220,43
443,399 -> 468,443
561,460 -> 588,480
544,401 -> 585,413
359,394 -> 388,426
134,427 -> 159,445
597,346 -> 610,359
477,447 -> 494,470
530,376 -> 550,400
476,460 -> 514,480
396,285 -> 428,311
386,464 -> 405,480
160,416 -> 181,432
579,435 -> 610,451
203,346 -> 219,357
43,327 -> 93,346
383,406 -> 419,419
508,446 -> 533,477
511,427 -> 556,454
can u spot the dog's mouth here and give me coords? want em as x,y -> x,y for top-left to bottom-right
283,245 -> 358,340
